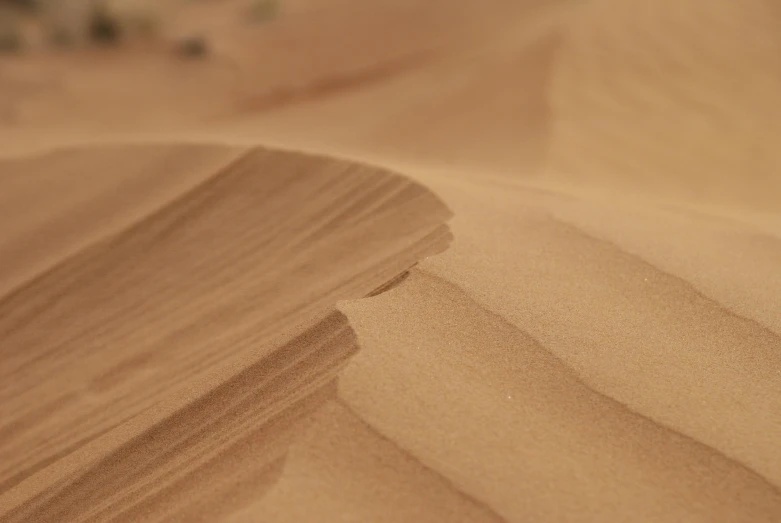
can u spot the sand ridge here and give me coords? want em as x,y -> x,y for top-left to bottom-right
0,144 -> 451,521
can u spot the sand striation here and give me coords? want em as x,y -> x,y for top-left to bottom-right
0,144 -> 451,521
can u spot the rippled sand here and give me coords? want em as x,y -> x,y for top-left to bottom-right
1,1 -> 780,521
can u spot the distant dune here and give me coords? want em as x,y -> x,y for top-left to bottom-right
1,0 -> 780,521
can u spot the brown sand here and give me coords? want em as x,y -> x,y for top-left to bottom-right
1,0 -> 781,522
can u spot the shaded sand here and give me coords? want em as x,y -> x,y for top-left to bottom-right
2,0 -> 781,522
0,145 -> 451,521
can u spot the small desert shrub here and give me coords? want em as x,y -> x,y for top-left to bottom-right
0,30 -> 21,52
35,0 -> 159,48
5,0 -> 39,12
247,0 -> 279,23
39,0 -> 93,46
127,11 -> 158,39
175,35 -> 208,58
105,0 -> 160,41
88,3 -> 120,44
48,24 -> 74,47
0,13 -> 22,52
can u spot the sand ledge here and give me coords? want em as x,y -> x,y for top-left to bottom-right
0,141 -> 453,521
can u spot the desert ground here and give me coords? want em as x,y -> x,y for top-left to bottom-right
1,0 -> 780,521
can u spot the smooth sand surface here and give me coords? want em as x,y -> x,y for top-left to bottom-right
1,0 -> 780,522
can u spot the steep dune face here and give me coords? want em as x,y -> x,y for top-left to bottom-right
0,145 -> 242,298
0,144 -> 451,522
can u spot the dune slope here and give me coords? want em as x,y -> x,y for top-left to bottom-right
0,144 -> 451,522
202,0 -> 781,520
2,0 -> 781,521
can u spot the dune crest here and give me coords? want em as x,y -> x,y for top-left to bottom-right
0,143 -> 452,522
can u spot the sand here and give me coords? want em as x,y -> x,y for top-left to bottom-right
1,0 -> 780,522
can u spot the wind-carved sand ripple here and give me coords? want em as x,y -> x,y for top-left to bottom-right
0,143 -> 452,522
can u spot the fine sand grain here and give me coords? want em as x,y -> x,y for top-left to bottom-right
1,0 -> 780,521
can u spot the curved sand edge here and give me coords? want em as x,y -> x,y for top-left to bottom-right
0,142 -> 452,522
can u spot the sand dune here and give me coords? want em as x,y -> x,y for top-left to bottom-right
0,145 -> 450,521
1,0 -> 781,521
